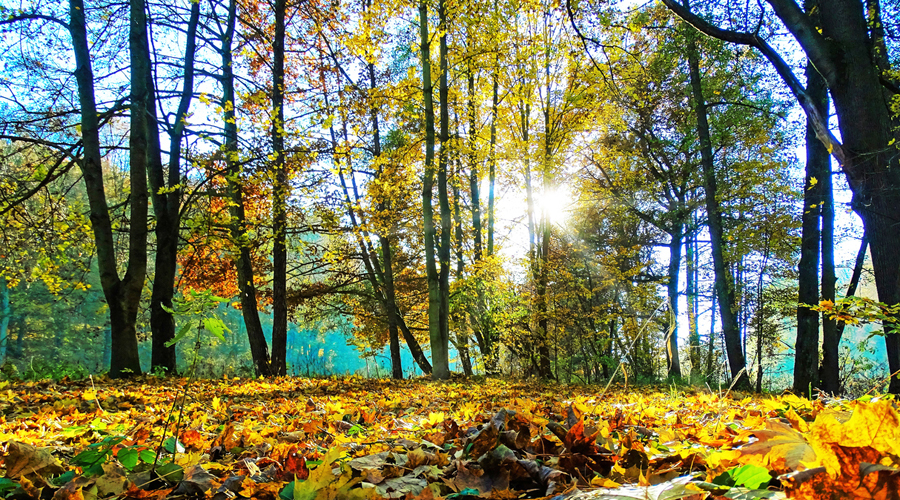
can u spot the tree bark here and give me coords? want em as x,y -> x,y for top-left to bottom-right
794,55 -> 826,395
434,0 -> 452,380
487,68 -> 498,257
686,225 -> 701,377
454,162 -> 473,376
221,0 -> 271,377
683,20 -> 747,388
818,76 -> 838,394
271,0 -> 288,377
0,278 -> 9,363
420,3 -> 448,379
667,222 -> 683,377
149,0 -> 200,375
71,0 -> 145,377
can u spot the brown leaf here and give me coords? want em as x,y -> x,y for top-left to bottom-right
51,480 -> 85,500
4,441 -> 65,479
172,465 -> 221,497
466,424 -> 499,459
94,463 -> 129,497
563,420 -> 599,455
283,445 -> 309,480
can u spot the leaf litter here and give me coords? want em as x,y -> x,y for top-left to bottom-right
0,377 -> 897,499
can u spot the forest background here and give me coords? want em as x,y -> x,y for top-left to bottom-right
0,0 -> 899,396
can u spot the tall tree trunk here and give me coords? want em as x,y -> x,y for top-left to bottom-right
816,0 -> 900,394
365,51 -> 404,380
686,225 -> 701,378
684,20 -> 746,388
706,287 -> 717,381
667,222 -> 683,377
664,0 -> 900,395
433,0 -> 452,380
520,100 -> 538,374
72,0 -> 146,377
221,0 -> 271,377
0,278 -> 9,363
487,68 -> 498,257
150,0 -> 200,375
453,163 -> 473,376
420,3 -> 447,379
794,56 -> 825,395
270,0 -> 288,377
536,98 -> 552,378
819,95 -> 838,393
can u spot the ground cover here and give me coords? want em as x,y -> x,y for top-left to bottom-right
0,377 -> 897,499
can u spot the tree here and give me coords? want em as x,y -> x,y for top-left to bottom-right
662,0 -> 900,394
147,0 -> 201,375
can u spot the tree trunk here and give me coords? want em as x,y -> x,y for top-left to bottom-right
454,163 -> 473,376
664,0 -> 900,394
221,0 -> 271,377
536,50 -> 553,379
706,288 -> 717,381
433,0 -> 452,380
487,68 -> 498,257
365,52 -> 404,379
71,0 -> 145,377
271,0 -> 288,377
667,222 -> 683,378
684,21 -> 747,388
817,0 -> 900,393
0,278 -> 9,363
420,2 -> 447,380
794,56 -> 825,395
686,226 -> 701,378
149,0 -> 200,375
817,65 -> 839,394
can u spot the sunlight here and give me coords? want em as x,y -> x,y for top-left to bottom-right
535,185 -> 574,228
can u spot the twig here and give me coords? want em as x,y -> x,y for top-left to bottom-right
864,368 -> 900,397
592,297 -> 669,413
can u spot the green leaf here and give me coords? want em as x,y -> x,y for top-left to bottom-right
156,463 -> 184,483
84,463 -> 105,477
729,464 -> 772,489
166,323 -> 194,347
72,449 -> 106,467
279,481 -> 295,500
117,447 -> 139,470
163,437 -> 185,454
202,317 -> 229,340
139,449 -> 157,464
0,477 -> 21,494
447,488 -> 480,499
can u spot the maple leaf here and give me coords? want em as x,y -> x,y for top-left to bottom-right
808,400 -> 900,476
288,447 -> 372,500
736,419 -> 816,473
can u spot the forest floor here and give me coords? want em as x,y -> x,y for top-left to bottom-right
0,376 -> 897,499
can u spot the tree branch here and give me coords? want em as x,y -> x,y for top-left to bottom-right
662,0 -> 848,170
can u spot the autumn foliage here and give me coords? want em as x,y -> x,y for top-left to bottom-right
0,378 -> 898,499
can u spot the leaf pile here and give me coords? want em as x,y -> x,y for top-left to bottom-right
0,377 -> 898,499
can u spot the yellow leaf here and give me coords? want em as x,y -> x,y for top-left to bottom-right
736,420 -> 815,473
